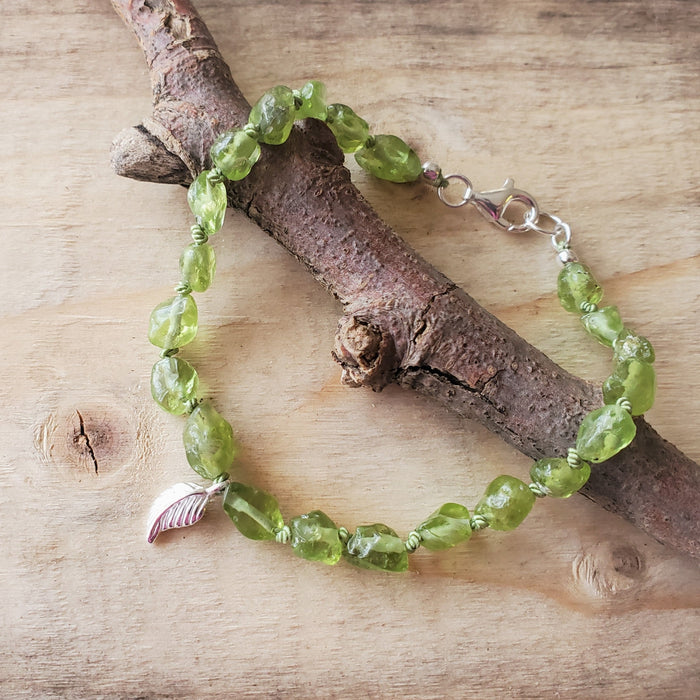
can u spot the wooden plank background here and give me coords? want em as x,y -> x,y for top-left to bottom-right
2,1 -> 699,697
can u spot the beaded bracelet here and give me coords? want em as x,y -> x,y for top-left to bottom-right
145,81 -> 656,572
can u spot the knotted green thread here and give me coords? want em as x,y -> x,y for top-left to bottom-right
275,525 -> 291,544
206,168 -> 225,186
528,482 -> 549,498
567,447 -> 582,469
405,531 -> 422,552
190,224 -> 208,245
616,397 -> 633,413
469,515 -> 490,532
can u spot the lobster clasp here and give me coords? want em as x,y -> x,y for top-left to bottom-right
471,178 -> 539,232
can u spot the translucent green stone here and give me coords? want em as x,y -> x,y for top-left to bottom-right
613,328 -> 655,364
187,171 -> 227,235
223,482 -> 284,540
474,476 -> 535,531
150,356 -> 199,415
580,305 -> 624,347
249,85 -> 296,145
180,243 -> 216,293
557,262 -> 603,313
576,404 -> 636,463
602,359 -> 656,415
210,129 -> 261,181
415,503 -> 472,551
295,80 -> 327,120
529,458 -> 591,498
289,510 -> 342,565
325,104 -> 370,153
355,134 -> 422,183
183,400 -> 236,480
344,524 -> 408,572
148,294 -> 198,349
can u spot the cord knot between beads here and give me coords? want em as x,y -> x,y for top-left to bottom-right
274,525 -> 291,544
469,514 -> 489,532
405,530 -> 422,552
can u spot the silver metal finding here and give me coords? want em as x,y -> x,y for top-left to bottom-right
437,175 -> 540,232
429,167 -> 574,256
146,477 -> 230,543
437,173 -> 473,207
470,178 -> 539,232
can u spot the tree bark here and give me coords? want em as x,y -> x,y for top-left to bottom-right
110,0 -> 699,559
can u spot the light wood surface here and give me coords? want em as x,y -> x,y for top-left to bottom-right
2,1 -> 699,698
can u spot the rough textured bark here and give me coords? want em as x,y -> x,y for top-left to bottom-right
110,0 -> 699,559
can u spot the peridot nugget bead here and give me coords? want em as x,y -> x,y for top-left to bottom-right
223,482 -> 284,540
580,305 -> 624,347
613,328 -> 655,364
249,85 -> 296,145
576,404 -> 636,463
530,458 -> 591,498
602,359 -> 656,415
325,104 -> 370,153
148,294 -> 198,349
187,171 -> 227,236
289,510 -> 343,565
210,129 -> 261,181
415,503 -> 472,551
180,242 -> 216,293
344,524 -> 408,572
295,80 -> 327,120
557,262 -> 603,313
474,476 -> 535,531
151,356 -> 199,415
183,400 -> 236,480
355,134 -> 422,183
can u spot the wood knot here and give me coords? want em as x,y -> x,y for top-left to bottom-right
332,314 -> 400,391
573,541 -> 646,599
34,402 -> 142,485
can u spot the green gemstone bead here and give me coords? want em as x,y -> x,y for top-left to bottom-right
187,171 -> 227,235
183,400 -> 236,480
355,134 -> 422,183
613,328 -> 655,364
529,458 -> 591,498
580,305 -> 624,347
295,80 -> 327,120
474,476 -> 536,531
150,357 -> 199,415
210,129 -> 261,181
223,482 -> 284,540
249,85 -> 296,145
602,359 -> 656,415
180,242 -> 216,293
289,510 -> 343,565
557,262 -> 603,313
576,404 -> 636,463
415,502 -> 472,551
148,294 -> 198,349
325,104 -> 370,153
344,524 -> 408,572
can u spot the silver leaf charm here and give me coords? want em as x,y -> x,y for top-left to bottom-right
146,479 -> 229,543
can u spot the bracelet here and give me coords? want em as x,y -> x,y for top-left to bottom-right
145,81 -> 656,572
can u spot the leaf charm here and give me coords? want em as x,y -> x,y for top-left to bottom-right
147,479 -> 228,543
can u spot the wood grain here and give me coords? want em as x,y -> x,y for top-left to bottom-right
1,1 -> 698,698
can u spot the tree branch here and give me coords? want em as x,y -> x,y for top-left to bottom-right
111,0 -> 699,559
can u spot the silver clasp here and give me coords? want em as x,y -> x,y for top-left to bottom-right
436,174 -> 539,233
470,178 -> 539,232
